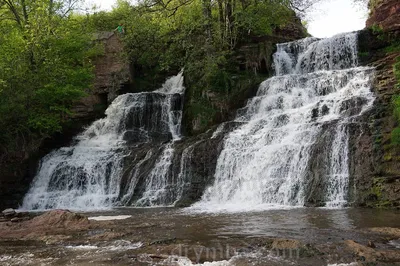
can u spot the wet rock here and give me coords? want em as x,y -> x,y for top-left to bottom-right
345,240 -> 400,263
367,240 -> 376,248
368,227 -> 400,238
345,240 -> 379,262
15,211 -> 29,218
2,208 -> 16,218
10,217 -> 21,223
321,105 -> 329,116
38,235 -> 72,244
29,210 -> 90,229
271,239 -> 302,249
149,237 -> 177,246
0,210 -> 92,240
88,231 -> 124,241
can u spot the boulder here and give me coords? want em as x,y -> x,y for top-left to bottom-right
2,208 -> 16,218
10,217 -> 21,223
345,240 -> 400,263
29,209 -> 90,229
271,239 -> 302,250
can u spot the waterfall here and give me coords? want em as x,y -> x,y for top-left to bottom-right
22,71 -> 185,210
193,33 -> 375,211
21,33 -> 376,212
134,143 -> 176,206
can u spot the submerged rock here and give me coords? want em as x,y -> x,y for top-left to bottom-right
345,239 -> 400,263
29,210 -> 90,229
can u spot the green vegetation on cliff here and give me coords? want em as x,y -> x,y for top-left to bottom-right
0,0 -> 100,159
391,57 -> 400,143
0,0 -> 307,161
89,0 -> 307,134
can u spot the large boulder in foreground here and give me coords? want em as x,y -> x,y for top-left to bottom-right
29,209 -> 90,229
0,210 -> 91,240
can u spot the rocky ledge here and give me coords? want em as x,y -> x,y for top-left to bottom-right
366,0 -> 400,34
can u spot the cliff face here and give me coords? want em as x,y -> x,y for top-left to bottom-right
183,14 -> 308,135
72,32 -> 132,121
366,0 -> 400,34
351,0 -> 400,208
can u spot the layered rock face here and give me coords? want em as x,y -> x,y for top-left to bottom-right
366,0 -> 400,34
352,0 -> 400,207
72,32 -> 132,122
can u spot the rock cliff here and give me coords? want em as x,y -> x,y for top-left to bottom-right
366,0 -> 400,34
72,32 -> 132,121
351,0 -> 400,207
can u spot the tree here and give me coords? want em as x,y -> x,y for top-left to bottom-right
0,0 -> 98,157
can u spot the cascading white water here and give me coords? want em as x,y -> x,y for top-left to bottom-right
134,143 -> 176,206
173,141 -> 202,204
22,72 -> 185,210
193,33 -> 375,212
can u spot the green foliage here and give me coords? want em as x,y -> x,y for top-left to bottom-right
365,177 -> 393,208
101,0 -> 295,133
394,56 -> 400,87
384,42 -> 400,54
370,23 -> 383,34
358,51 -> 369,58
0,0 -> 301,154
390,57 -> 400,144
370,23 -> 385,41
0,0 -> 98,154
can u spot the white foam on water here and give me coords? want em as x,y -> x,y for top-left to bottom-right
66,240 -> 142,252
164,251 -> 287,266
327,263 -> 358,266
389,239 -> 400,249
66,245 -> 99,250
104,240 -> 143,251
88,215 -> 132,221
186,203 -> 302,214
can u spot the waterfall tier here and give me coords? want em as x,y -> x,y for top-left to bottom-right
193,32 -> 375,212
22,33 -> 376,212
22,72 -> 185,210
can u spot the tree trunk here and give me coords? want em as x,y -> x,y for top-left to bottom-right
202,0 -> 212,42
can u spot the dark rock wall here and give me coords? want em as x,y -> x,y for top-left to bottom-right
349,1 -> 400,208
366,0 -> 400,34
